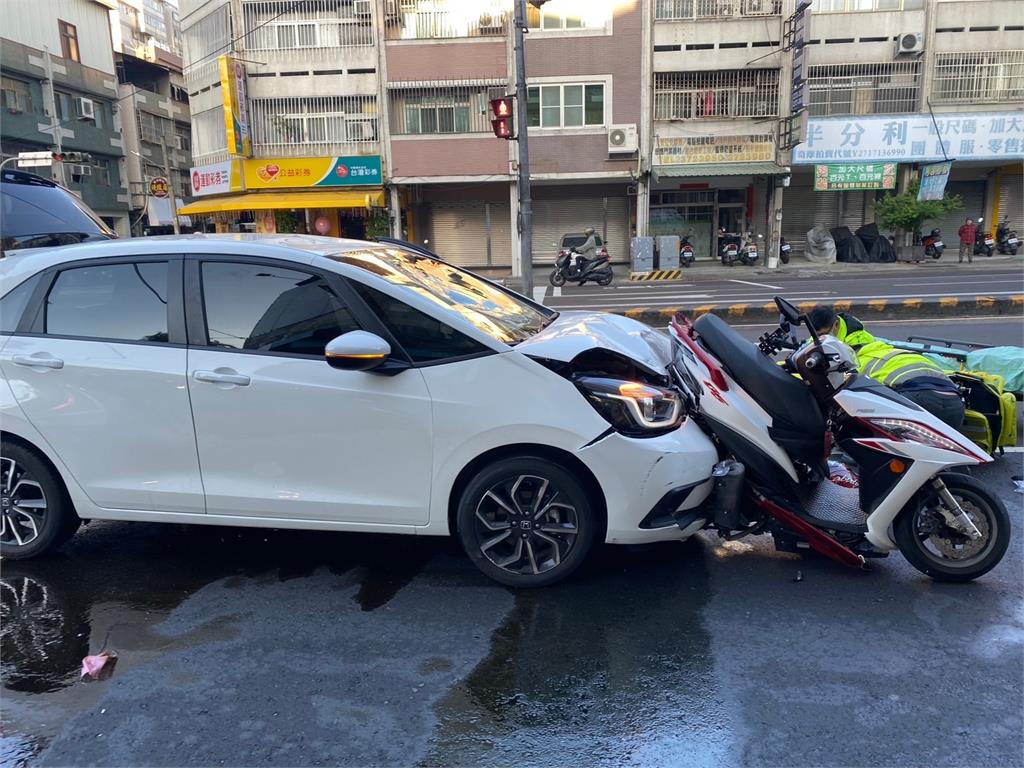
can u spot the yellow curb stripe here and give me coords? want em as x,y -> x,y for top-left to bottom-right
728,303 -> 748,317
694,304 -> 716,315
976,295 -> 995,309
903,298 -> 922,312
939,297 -> 959,310
797,301 -> 817,314
867,299 -> 887,313
628,270 -> 683,281
659,307 -> 678,320
833,300 -> 853,313
1011,295 -> 1024,307
624,308 -> 647,319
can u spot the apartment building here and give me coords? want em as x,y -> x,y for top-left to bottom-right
1,0 -> 131,235
782,0 -> 1024,250
176,0 -> 1022,271
112,0 -> 193,233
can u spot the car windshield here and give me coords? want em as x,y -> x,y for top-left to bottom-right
332,247 -> 554,345
561,234 -> 604,249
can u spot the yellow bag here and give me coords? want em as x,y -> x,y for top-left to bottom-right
950,370 -> 1018,454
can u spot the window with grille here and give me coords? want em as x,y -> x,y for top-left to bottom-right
933,51 -> 1024,104
814,0 -> 922,10
1,77 -> 32,113
654,70 -> 779,119
526,83 -> 605,128
250,96 -> 379,153
655,0 -> 781,21
390,84 -> 508,135
243,0 -> 374,49
387,0 -> 510,40
807,62 -> 921,116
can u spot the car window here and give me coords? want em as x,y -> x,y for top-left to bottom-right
561,235 -> 604,249
46,262 -> 168,342
201,262 -> 358,356
331,247 -> 551,345
0,274 -> 41,334
352,282 -> 489,363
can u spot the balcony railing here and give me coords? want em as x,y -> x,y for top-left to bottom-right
389,80 -> 508,134
249,95 -> 380,157
243,0 -> 374,50
385,0 -> 511,40
807,61 -> 921,116
813,0 -> 922,11
655,0 -> 781,21
932,50 -> 1024,104
655,70 -> 780,119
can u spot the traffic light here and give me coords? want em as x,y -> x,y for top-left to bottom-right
490,96 -> 514,140
52,152 -> 92,163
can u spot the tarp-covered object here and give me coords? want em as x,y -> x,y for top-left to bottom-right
966,347 -> 1024,394
855,223 -> 897,263
805,225 -> 836,264
831,226 -> 870,263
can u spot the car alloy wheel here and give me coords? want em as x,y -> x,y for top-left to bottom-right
474,474 -> 580,577
0,457 -> 47,548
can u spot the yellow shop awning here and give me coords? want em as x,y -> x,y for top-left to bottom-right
179,189 -> 386,215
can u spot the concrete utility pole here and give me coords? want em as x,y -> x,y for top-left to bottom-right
513,0 -> 533,296
159,135 -> 182,234
43,47 -> 66,186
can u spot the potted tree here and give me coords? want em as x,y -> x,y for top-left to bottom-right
874,178 -> 962,261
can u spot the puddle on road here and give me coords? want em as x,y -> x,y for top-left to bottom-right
0,520 -> 447,765
424,540 -> 739,767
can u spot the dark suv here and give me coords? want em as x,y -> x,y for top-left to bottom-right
0,168 -> 114,255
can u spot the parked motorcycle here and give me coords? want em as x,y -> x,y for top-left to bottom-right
719,230 -> 759,266
549,248 -> 613,287
922,228 -> 944,260
779,236 -> 792,265
680,231 -> 696,268
996,217 -> 1019,255
668,297 -> 1009,583
973,216 -> 994,257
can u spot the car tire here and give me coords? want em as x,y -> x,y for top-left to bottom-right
457,456 -> 597,588
0,444 -> 79,559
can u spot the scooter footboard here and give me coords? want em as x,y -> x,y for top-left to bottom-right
752,492 -> 866,569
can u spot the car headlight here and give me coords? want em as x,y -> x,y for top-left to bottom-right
576,376 -> 683,437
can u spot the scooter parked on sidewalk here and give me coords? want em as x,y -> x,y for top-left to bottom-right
922,228 -> 945,259
667,297 -> 1009,583
549,249 -> 614,287
779,236 -> 792,264
996,217 -> 1019,255
974,216 -> 994,258
719,230 -> 759,266
680,231 -> 696,268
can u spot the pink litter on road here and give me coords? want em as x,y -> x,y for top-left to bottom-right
81,650 -> 118,681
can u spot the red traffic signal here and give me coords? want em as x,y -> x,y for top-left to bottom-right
490,96 -> 514,140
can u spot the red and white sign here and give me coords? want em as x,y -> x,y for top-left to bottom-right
189,161 -> 235,197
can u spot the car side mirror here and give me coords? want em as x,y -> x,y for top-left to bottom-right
325,331 -> 392,372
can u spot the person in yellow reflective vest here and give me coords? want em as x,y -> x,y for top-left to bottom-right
808,307 -> 965,428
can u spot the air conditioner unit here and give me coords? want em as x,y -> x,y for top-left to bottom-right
346,119 -> 376,141
607,124 -> 638,154
68,163 -> 92,177
353,0 -> 372,16
896,32 -> 924,55
74,97 -> 95,120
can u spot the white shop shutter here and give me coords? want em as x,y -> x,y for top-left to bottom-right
530,196 -> 629,264
926,181 -> 985,241
604,196 -> 629,265
781,184 -> 842,251
487,201 -> 513,268
425,202 -> 489,267
999,175 -> 1023,229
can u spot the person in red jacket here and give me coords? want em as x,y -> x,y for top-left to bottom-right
958,217 -> 977,264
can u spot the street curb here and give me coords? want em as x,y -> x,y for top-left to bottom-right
617,294 -> 1024,326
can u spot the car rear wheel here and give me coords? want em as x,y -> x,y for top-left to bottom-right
0,445 -> 79,559
457,456 -> 596,587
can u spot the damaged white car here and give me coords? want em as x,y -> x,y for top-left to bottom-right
0,236 -> 718,586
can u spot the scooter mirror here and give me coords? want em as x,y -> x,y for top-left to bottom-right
774,295 -> 802,324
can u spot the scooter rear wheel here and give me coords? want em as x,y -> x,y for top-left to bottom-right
597,272 -> 613,286
894,473 -> 1009,582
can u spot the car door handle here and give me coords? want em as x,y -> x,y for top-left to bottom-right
193,370 -> 251,386
12,354 -> 64,370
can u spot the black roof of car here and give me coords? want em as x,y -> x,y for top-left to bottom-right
1,168 -> 115,254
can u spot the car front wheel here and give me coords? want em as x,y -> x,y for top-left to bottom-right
457,456 -> 597,587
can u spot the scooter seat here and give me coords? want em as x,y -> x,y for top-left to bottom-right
693,313 -> 826,442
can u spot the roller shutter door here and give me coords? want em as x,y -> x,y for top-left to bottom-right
928,181 -> 985,242
531,196 -> 629,264
999,174 -> 1023,229
782,185 -> 841,250
425,202 -> 511,268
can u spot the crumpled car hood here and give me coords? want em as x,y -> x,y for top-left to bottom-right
515,310 -> 673,373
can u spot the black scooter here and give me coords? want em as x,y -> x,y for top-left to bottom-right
973,216 -> 994,257
996,218 -> 1019,255
549,250 -> 613,287
779,236 -> 792,264
680,232 -> 696,268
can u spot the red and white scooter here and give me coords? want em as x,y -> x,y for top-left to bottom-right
668,296 -> 1009,582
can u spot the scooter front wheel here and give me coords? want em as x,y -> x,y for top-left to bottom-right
549,269 -> 567,287
894,473 -> 1010,582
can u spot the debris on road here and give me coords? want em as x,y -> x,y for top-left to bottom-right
1012,476 -> 1024,494
81,650 -> 118,682
793,570 -> 804,583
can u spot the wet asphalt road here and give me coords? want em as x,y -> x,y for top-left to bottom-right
2,458 -> 1021,768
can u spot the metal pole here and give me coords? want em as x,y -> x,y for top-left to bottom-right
513,0 -> 533,296
43,47 -> 65,186
159,135 -> 181,234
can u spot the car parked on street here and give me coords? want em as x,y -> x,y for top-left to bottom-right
0,235 -> 717,586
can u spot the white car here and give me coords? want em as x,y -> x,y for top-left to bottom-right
0,236 -> 717,586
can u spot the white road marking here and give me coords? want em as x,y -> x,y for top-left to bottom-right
728,278 -> 784,290
532,286 -> 548,304
553,287 -> 562,297
1002,447 -> 1023,453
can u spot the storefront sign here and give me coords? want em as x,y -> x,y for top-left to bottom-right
813,163 -> 896,191
794,113 -> 1024,164
654,135 -> 775,166
243,156 -> 383,189
148,177 -> 170,198
219,56 -> 252,158
189,160 -> 241,197
918,160 -> 953,201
